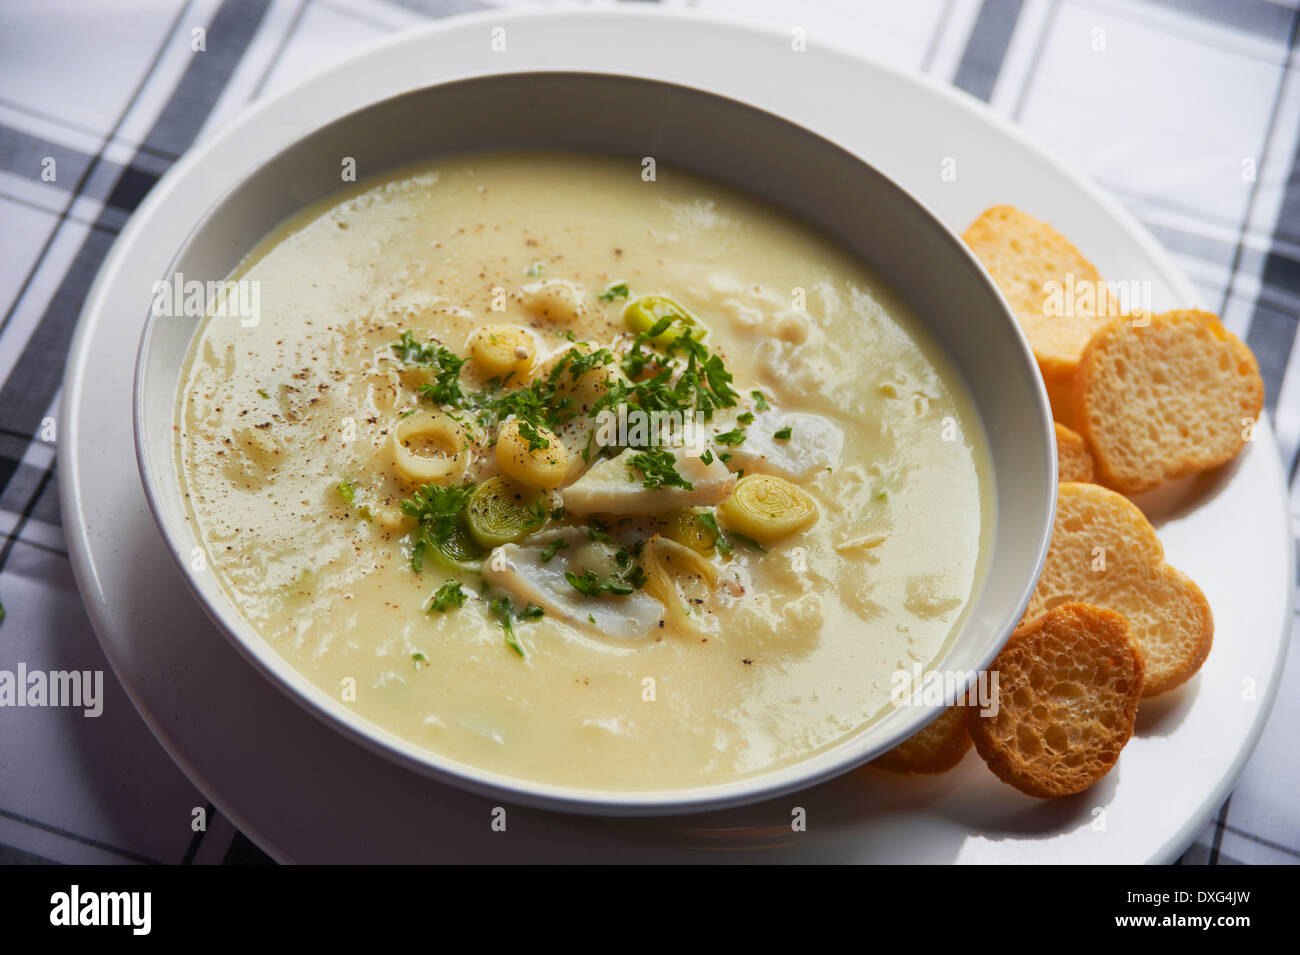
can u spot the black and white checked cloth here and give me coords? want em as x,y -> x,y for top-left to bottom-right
0,0 -> 1295,865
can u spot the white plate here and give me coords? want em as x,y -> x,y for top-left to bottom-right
59,8 -> 1294,863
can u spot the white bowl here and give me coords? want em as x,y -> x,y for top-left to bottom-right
134,70 -> 1055,815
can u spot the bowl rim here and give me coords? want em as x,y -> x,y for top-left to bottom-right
132,67 -> 1056,816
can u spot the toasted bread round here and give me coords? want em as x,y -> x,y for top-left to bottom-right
1055,422 -> 1095,483
962,206 -> 1117,424
872,705 -> 972,774
1072,310 -> 1263,494
1027,482 -> 1213,696
969,603 -> 1143,798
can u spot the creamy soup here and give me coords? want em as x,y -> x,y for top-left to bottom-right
177,152 -> 991,791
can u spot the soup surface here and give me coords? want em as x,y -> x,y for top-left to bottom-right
177,152 -> 991,791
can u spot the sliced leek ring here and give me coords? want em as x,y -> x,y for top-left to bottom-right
466,476 -> 545,548
391,411 -> 471,484
431,520 -> 486,572
495,418 -> 569,489
721,473 -> 817,542
622,294 -> 705,345
662,507 -> 717,555
469,325 -> 536,380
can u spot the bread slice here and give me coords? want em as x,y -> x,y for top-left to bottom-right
969,603 -> 1143,798
1055,422 -> 1095,483
962,206 -> 1117,424
1072,309 -> 1263,494
1026,482 -> 1213,696
872,705 -> 971,774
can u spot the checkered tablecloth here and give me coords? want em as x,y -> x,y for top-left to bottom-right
0,0 -> 1295,865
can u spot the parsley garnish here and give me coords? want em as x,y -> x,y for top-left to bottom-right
628,448 -> 693,490
752,391 -> 769,410
517,418 -> 551,451
540,538 -> 570,563
391,331 -> 468,407
599,282 -> 630,301
566,570 -> 634,597
773,426 -> 792,440
525,498 -> 550,531
697,511 -> 732,555
428,579 -> 468,613
337,479 -> 356,505
401,482 -> 476,572
488,596 -> 526,657
337,479 -> 372,520
737,412 -> 754,425
714,429 -> 746,447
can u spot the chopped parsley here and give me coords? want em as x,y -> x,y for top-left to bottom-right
337,479 -> 372,520
697,511 -> 732,555
540,538 -> 570,563
628,448 -> 693,490
752,390 -> 769,411
412,652 -> 429,667
428,579 -> 468,613
714,429 -> 747,447
773,426 -> 792,440
586,521 -> 615,545
598,282 -> 630,301
737,412 -> 754,425
525,498 -> 550,531
693,513 -> 763,553
485,596 -> 544,657
699,450 -> 714,465
565,570 -> 634,597
391,331 -> 468,407
602,325 -> 738,426
516,418 -> 551,451
401,482 -> 477,572
257,389 -> 270,400
337,479 -> 356,505
488,595 -> 528,658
